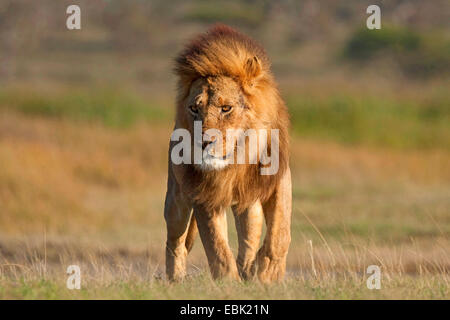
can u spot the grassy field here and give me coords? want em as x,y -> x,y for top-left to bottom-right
0,82 -> 448,299
0,0 -> 449,300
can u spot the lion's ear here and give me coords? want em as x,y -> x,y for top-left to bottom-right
244,56 -> 262,79
242,56 -> 262,92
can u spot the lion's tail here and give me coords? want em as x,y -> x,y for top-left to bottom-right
185,214 -> 197,253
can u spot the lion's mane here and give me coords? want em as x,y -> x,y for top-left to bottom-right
173,24 -> 290,212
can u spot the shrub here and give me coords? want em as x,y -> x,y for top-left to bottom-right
343,26 -> 450,77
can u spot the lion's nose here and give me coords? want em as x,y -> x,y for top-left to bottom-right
202,140 -> 212,150
202,134 -> 216,150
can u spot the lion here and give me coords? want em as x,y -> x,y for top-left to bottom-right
164,24 -> 291,283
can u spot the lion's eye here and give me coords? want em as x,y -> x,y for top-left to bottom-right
189,105 -> 198,114
221,105 -> 232,113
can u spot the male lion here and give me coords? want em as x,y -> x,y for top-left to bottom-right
164,24 -> 291,283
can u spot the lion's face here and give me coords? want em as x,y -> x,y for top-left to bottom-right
182,76 -> 258,171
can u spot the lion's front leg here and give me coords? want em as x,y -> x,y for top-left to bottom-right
232,201 -> 263,280
194,205 -> 240,280
164,169 -> 194,282
257,167 -> 292,283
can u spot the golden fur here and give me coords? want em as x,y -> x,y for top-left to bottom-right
165,24 -> 292,282
174,24 -> 289,212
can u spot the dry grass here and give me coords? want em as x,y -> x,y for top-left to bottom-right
0,108 -> 448,299
1,0 -> 448,300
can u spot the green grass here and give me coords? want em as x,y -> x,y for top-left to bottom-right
0,88 -> 171,128
287,92 -> 450,150
1,273 -> 447,299
1,87 -> 448,150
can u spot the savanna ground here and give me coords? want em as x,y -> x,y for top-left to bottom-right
0,0 -> 449,299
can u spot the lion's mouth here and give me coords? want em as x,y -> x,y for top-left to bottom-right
201,140 -> 236,161
204,150 -> 233,161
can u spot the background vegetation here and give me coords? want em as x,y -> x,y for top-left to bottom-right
0,0 -> 449,299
